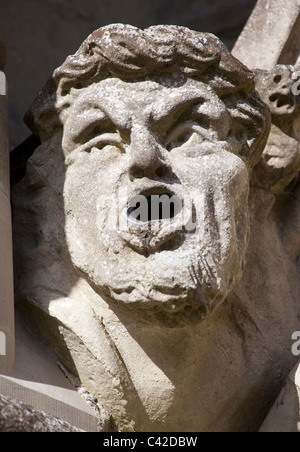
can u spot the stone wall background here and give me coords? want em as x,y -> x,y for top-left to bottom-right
0,0 -> 257,149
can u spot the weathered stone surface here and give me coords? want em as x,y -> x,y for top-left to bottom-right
0,312 -> 111,432
23,23 -> 271,326
12,23 -> 300,433
254,65 -> 300,192
0,394 -> 82,432
0,0 -> 257,149
233,0 -> 300,70
0,38 -> 15,375
259,361 -> 300,432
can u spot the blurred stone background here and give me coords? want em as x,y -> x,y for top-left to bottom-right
0,0 -> 257,149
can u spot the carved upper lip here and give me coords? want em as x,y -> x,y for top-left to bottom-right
127,181 -> 179,200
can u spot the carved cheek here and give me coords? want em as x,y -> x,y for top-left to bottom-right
170,145 -> 248,190
63,150 -> 123,226
197,96 -> 230,140
227,160 -> 249,194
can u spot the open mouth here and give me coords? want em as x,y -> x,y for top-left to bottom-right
127,192 -> 182,224
117,184 -> 194,253
269,93 -> 296,112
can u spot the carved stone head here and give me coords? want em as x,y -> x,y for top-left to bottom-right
255,65 -> 300,192
18,24 -> 270,327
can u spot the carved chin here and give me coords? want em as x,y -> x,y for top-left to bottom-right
71,237 -> 242,327
103,281 -> 224,327
66,176 -> 249,327
67,222 -> 247,327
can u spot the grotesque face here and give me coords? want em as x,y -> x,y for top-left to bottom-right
255,65 -> 300,192
62,74 -> 250,325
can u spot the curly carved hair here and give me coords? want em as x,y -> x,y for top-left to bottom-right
25,24 -> 270,169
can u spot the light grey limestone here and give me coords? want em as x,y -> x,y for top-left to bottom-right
0,394 -> 83,432
260,361 -> 300,433
12,24 -> 300,432
233,0 -> 300,70
254,65 -> 300,193
0,312 -> 111,432
233,1 -> 300,432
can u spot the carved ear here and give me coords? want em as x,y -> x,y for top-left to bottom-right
253,65 -> 300,193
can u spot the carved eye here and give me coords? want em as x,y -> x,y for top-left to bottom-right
164,101 -> 211,152
273,75 -> 282,84
87,121 -> 116,142
165,121 -> 195,151
92,125 -> 104,136
167,132 -> 194,151
88,132 -> 125,153
73,119 -> 125,153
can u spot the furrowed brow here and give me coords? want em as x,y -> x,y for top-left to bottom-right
153,94 -> 208,128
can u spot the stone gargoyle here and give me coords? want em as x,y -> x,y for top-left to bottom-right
12,24 -> 300,432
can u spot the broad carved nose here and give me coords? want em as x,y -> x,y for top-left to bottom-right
128,125 -> 172,181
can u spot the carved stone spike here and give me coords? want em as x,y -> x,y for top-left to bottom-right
233,0 -> 300,70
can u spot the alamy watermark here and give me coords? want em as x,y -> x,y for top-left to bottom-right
272,70 -> 300,96
96,190 -> 200,235
0,72 -> 6,96
292,332 -> 300,357
291,71 -> 300,96
0,331 -> 6,356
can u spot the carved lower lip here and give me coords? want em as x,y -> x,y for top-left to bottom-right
127,192 -> 182,224
121,219 -> 186,254
118,187 -> 194,252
